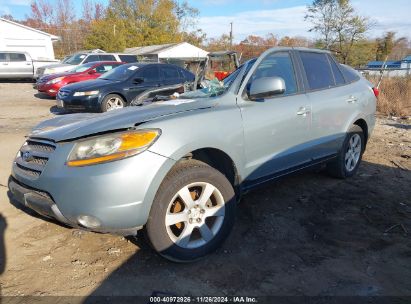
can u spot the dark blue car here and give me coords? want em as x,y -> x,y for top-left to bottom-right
56,63 -> 195,112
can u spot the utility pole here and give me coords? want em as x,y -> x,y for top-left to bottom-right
229,22 -> 233,48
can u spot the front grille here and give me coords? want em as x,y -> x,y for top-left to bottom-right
15,139 -> 56,179
36,67 -> 45,77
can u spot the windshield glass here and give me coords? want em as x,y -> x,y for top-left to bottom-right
179,58 -> 257,99
68,62 -> 95,73
99,64 -> 139,81
64,53 -> 87,65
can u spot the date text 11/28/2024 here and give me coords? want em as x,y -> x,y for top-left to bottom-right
149,296 -> 258,303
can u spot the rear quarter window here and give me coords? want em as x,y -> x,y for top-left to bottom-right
340,64 -> 361,83
300,52 -> 335,90
327,55 -> 345,86
180,68 -> 194,81
0,53 -> 6,62
119,55 -> 138,63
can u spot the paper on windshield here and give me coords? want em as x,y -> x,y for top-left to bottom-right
128,66 -> 139,71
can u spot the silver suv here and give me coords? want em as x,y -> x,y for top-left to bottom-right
9,48 -> 377,262
36,52 -> 138,77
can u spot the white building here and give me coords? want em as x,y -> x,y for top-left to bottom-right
125,42 -> 208,66
0,18 -> 60,60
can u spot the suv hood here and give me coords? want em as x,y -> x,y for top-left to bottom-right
30,99 -> 215,142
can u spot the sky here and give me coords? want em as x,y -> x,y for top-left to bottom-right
1,0 -> 410,42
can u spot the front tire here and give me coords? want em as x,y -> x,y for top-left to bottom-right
146,160 -> 236,262
327,125 -> 364,179
101,94 -> 125,112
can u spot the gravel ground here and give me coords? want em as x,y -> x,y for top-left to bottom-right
0,82 -> 410,298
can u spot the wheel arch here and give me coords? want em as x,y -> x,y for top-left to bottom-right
102,92 -> 128,104
353,118 -> 369,147
168,147 -> 242,200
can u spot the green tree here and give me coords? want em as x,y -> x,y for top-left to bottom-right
83,18 -> 127,52
305,0 -> 371,64
84,0 -> 202,49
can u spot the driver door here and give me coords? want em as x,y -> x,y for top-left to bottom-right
237,51 -> 312,185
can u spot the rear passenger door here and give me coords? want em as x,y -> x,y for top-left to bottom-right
238,51 -> 312,183
298,51 -> 353,158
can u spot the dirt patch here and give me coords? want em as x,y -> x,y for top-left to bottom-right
0,83 -> 410,297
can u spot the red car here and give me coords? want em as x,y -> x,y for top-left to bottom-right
35,61 -> 124,97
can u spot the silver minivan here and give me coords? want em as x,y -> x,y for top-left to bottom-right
9,47 -> 377,262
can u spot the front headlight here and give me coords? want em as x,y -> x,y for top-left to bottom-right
73,90 -> 99,97
46,76 -> 65,85
45,69 -> 55,74
66,129 -> 161,167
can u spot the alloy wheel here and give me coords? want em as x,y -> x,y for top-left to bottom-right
165,182 -> 225,249
345,133 -> 361,172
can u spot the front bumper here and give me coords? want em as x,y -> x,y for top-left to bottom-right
37,83 -> 60,97
58,94 -> 101,112
10,143 -> 176,235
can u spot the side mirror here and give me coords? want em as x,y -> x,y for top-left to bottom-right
133,77 -> 144,84
248,77 -> 286,101
88,69 -> 97,75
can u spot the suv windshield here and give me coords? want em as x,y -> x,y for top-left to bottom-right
99,64 -> 140,81
179,58 -> 257,99
65,54 -> 87,65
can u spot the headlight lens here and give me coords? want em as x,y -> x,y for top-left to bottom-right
73,90 -> 99,97
67,129 -> 161,167
46,76 -> 65,85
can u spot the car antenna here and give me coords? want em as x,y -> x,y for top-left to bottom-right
377,55 -> 389,90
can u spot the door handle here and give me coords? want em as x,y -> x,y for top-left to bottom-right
346,96 -> 358,103
297,107 -> 311,116
26,63 -> 31,65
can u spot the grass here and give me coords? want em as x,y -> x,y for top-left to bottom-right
366,76 -> 411,117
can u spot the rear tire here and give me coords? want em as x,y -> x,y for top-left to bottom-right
101,94 -> 125,112
327,125 -> 364,179
146,160 -> 236,262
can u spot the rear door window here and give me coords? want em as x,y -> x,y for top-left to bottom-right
0,53 -> 7,62
327,55 -> 345,86
99,54 -> 116,61
161,66 -> 181,80
119,55 -> 138,63
9,53 -> 26,62
300,52 -> 334,90
141,66 -> 160,82
249,51 -> 297,95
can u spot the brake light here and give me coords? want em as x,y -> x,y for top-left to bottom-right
372,87 -> 379,97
